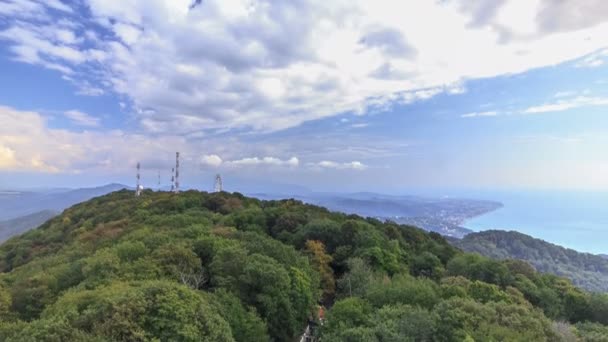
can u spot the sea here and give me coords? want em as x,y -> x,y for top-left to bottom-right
461,190 -> 608,255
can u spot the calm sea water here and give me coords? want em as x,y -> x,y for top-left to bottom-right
462,191 -> 608,255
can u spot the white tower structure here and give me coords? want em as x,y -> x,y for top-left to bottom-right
174,152 -> 180,193
214,174 -> 223,192
136,162 -> 142,197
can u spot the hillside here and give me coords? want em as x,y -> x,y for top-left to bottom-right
0,190 -> 606,341
255,192 -> 501,238
0,210 -> 57,243
0,183 -> 126,221
453,230 -> 608,293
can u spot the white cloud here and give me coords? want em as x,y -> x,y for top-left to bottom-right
0,145 -> 17,169
0,105 -> 378,177
0,105 -> 190,173
461,111 -> 498,118
554,91 -> 576,98
524,96 -> 608,113
64,110 -> 101,127
200,154 -> 223,167
313,160 -> 367,170
575,49 -> 608,68
3,1 -> 608,133
225,156 -> 299,167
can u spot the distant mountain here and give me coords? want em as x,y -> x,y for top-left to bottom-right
252,192 -> 501,238
453,230 -> 608,292
0,210 -> 57,243
0,183 -> 127,221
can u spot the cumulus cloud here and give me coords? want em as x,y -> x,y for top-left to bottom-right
313,160 -> 367,170
225,156 -> 299,168
64,110 -> 101,127
359,27 -> 417,58
2,0 -> 608,134
200,154 -> 223,167
0,105 -> 323,173
575,49 -> 608,68
461,111 -> 498,118
0,145 -> 17,169
524,96 -> 608,114
536,0 -> 608,34
0,105 -> 190,173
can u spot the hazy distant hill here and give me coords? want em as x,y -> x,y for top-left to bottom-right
0,183 -> 127,221
0,210 -> 57,243
254,192 -> 501,238
453,230 -> 608,292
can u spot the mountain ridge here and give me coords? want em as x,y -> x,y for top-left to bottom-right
453,229 -> 608,292
0,190 -> 606,340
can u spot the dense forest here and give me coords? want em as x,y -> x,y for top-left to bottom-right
0,190 -> 607,341
454,230 -> 608,293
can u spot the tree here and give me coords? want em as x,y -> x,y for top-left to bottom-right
153,244 -> 206,289
337,258 -> 374,298
365,274 -> 439,309
212,289 -> 268,342
305,240 -> 335,302
410,251 -> 444,280
41,281 -> 235,342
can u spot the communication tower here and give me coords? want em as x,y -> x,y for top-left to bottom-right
214,174 -> 223,192
174,152 -> 180,193
170,168 -> 175,192
135,162 -> 142,197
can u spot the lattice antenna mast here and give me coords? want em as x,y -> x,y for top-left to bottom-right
174,152 -> 180,193
214,174 -> 223,192
157,170 -> 161,190
135,162 -> 142,197
170,168 -> 175,192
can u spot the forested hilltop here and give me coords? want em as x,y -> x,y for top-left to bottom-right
453,230 -> 608,293
0,190 -> 607,341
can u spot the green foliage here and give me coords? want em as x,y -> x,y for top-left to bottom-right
364,274 -> 439,309
410,251 -> 444,280
336,258 -> 374,298
304,240 -> 335,302
41,281 -> 234,342
577,322 -> 608,341
211,289 -> 268,342
0,190 -> 606,341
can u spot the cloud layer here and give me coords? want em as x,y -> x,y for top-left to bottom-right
2,0 -> 608,134
0,106 -> 370,174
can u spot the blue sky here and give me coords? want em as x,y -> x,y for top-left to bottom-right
1,0 -> 608,193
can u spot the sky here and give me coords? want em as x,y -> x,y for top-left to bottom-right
0,0 -> 608,193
